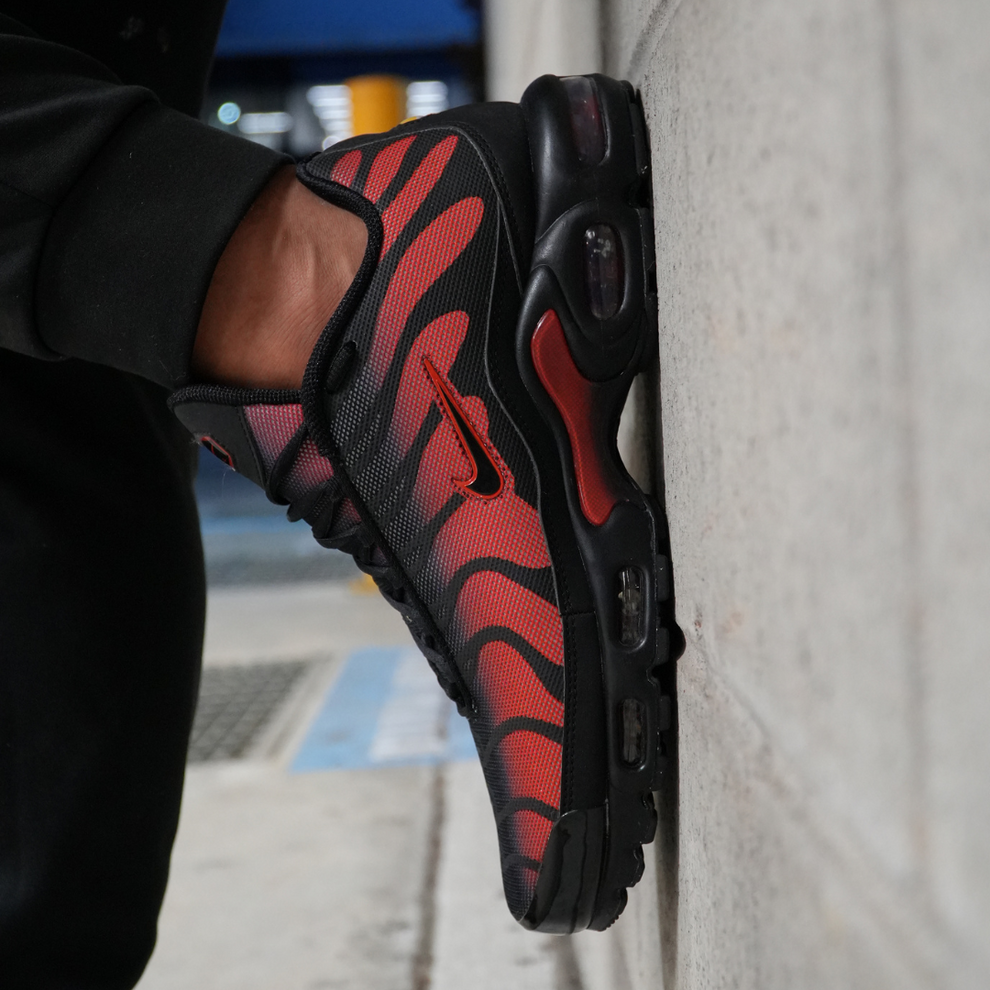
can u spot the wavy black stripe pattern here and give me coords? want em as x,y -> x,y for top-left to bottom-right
307,130 -> 568,916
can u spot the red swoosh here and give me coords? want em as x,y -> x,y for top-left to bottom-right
423,357 -> 503,500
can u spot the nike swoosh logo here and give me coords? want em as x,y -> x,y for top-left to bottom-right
423,356 -> 504,499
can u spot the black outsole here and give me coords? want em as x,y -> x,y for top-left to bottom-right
509,75 -> 677,933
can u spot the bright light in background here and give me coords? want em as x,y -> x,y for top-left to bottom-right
217,101 -> 241,125
307,84 -> 353,149
406,80 -> 448,118
237,111 -> 294,135
307,79 -> 450,150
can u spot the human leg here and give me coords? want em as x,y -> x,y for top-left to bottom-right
0,9 -> 367,982
0,351 -> 205,987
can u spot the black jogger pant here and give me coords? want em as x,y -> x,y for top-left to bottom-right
0,2 -> 286,985
0,353 -> 206,987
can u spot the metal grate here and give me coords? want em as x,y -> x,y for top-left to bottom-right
188,661 -> 309,762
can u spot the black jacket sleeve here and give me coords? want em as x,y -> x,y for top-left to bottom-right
0,14 -> 287,387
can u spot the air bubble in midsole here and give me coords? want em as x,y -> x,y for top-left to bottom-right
561,75 -> 605,165
585,223 -> 624,320
617,566 -> 646,647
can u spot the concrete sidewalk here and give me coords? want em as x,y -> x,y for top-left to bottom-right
137,579 -> 579,990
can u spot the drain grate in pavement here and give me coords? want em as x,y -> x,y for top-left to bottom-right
188,661 -> 309,762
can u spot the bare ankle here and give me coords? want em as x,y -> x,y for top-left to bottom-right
192,165 -> 368,389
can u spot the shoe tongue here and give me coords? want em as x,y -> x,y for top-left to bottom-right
241,401 -> 304,471
171,397 -> 269,489
172,386 -> 363,544
241,402 -> 336,503
170,388 -> 331,501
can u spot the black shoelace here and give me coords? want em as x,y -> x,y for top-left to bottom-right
264,420 -> 471,712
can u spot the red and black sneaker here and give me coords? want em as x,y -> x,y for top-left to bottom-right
170,74 -> 678,933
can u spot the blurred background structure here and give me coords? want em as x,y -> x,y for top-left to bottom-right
142,0 -> 990,988
202,0 -> 481,155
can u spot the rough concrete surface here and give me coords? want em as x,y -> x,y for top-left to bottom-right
139,761 -> 435,990
604,0 -> 990,986
202,579 -> 412,664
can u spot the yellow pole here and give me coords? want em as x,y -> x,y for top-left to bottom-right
346,75 -> 407,136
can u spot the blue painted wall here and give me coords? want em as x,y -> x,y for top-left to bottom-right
216,0 -> 480,56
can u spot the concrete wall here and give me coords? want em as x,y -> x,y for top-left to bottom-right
487,0 -> 990,987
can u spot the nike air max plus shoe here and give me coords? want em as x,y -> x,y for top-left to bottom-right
171,74 -> 676,933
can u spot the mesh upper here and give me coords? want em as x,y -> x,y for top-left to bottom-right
304,128 -> 564,915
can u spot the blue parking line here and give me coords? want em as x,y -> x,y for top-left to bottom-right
291,646 -> 478,772
291,647 -> 397,772
200,515 -> 294,536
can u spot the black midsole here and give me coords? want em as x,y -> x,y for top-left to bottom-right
505,74 -> 672,933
